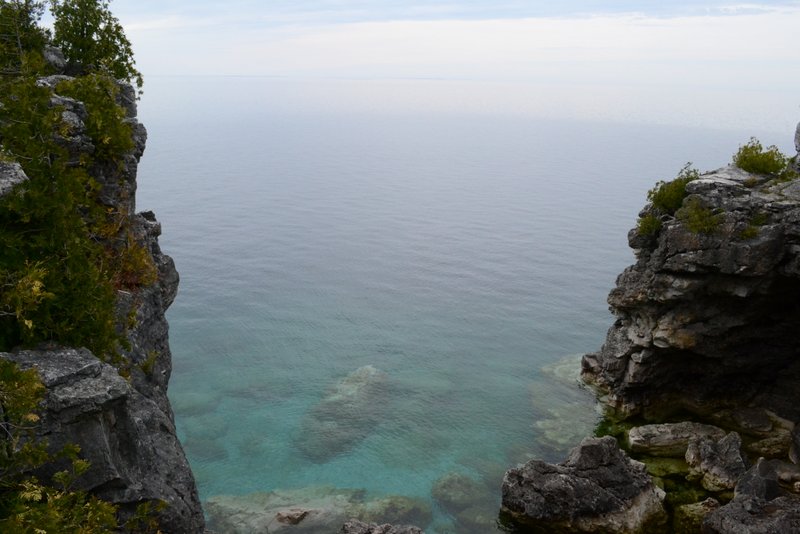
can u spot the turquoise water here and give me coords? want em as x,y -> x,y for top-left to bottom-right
135,77 -> 790,532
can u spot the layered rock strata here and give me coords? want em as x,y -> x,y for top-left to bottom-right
582,163 -> 800,426
0,70 -> 204,530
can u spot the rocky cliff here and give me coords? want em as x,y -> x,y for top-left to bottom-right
0,67 -> 204,531
582,160 -> 800,428
502,129 -> 800,533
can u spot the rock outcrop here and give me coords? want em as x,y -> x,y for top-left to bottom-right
341,520 -> 424,534
0,67 -> 204,530
500,436 -> 667,532
582,163 -> 800,426
704,458 -> 800,533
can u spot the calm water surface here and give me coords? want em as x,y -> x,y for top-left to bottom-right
135,77 -> 790,532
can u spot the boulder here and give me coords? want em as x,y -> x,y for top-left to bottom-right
0,161 -> 28,197
501,436 -> 667,532
685,432 -> 748,492
627,422 -> 726,457
704,458 -> 800,533
673,497 -> 719,534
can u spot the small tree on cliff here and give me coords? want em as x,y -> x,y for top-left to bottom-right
0,1 -> 49,76
49,0 -> 142,92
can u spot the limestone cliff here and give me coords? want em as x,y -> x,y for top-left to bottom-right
0,73 -> 204,531
582,162 -> 800,427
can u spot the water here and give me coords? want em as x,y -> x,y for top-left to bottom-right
135,76 -> 791,532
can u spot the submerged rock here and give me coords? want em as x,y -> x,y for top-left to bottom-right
341,520 -> 424,534
500,436 -> 667,533
296,365 -> 389,462
206,486 -> 431,533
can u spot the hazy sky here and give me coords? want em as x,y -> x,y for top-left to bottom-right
99,1 -> 798,88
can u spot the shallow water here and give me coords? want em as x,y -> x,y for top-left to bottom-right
135,76 -> 789,532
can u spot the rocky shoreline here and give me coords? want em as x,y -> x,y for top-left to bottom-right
498,126 -> 800,533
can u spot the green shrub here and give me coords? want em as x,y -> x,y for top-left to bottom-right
637,213 -> 662,236
647,163 -> 699,215
676,197 -> 723,234
733,137 -> 792,177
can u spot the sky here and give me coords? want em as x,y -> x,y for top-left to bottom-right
94,1 -> 799,87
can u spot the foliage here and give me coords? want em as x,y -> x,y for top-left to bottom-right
0,1 -> 50,77
636,213 -> 662,236
0,360 -> 118,532
738,211 -> 768,240
676,197 -> 723,235
0,76 -> 120,355
57,74 -> 134,160
733,137 -> 795,179
50,0 -> 142,93
647,163 -> 700,215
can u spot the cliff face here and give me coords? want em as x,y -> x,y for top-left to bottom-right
0,75 -> 204,531
582,162 -> 800,427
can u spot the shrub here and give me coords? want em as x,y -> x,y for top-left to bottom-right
733,137 -> 792,177
676,197 -> 723,234
647,163 -> 699,215
637,213 -> 662,236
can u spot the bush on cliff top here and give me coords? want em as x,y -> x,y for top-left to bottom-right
733,137 -> 795,179
647,163 -> 700,216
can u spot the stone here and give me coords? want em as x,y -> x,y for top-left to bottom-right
0,160 -> 28,197
296,365 -> 389,462
673,497 -> 719,534
501,436 -> 667,533
685,432 -> 748,492
1,349 -> 204,532
340,520 -> 424,534
43,45 -> 67,72
704,458 -> 800,533
627,421 -> 726,457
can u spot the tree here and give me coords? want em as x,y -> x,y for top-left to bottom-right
49,0 -> 142,92
0,1 -> 49,76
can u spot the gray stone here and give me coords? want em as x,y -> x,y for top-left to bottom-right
1,349 -> 203,532
501,436 -> 667,533
685,432 -> 748,491
0,160 -> 28,197
673,497 -> 719,534
627,421 -> 726,457
704,458 -> 800,533
43,45 -> 67,72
